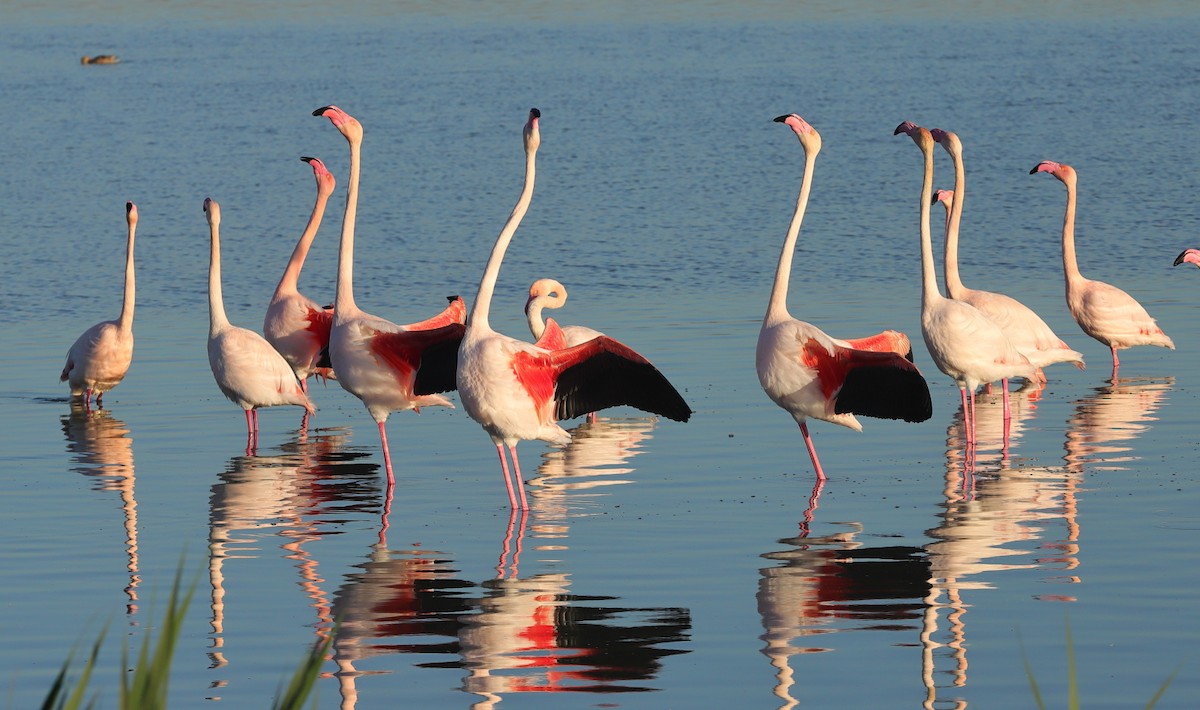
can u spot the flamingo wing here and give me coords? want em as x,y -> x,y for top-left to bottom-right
401,295 -> 467,331
371,323 -> 468,396
546,337 -> 692,423
800,338 -> 932,423
841,330 -> 914,361
533,317 -> 568,350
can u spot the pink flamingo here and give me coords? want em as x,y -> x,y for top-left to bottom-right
757,114 -> 932,482
204,198 -> 314,451
1174,249 -> 1200,268
313,105 -> 467,482
931,129 -> 1084,400
263,156 -> 337,391
457,108 -> 691,509
523,278 -> 612,423
1031,161 -> 1174,379
61,201 -> 138,409
895,122 -> 1035,449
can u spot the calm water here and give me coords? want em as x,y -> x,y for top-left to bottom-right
2,2 -> 1199,708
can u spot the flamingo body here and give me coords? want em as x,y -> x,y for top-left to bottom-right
1031,161 -> 1173,373
263,156 -> 337,386
61,201 -> 138,406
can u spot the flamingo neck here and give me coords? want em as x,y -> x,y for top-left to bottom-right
118,220 -> 136,332
943,145 -> 966,298
469,149 -> 537,331
919,144 -> 942,308
1060,177 -> 1083,286
208,221 -> 230,334
765,144 -> 817,324
334,138 -> 362,318
274,185 -> 331,300
526,299 -> 547,340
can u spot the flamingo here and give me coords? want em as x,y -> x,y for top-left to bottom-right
263,156 -> 337,391
60,201 -> 138,409
204,198 -> 315,451
457,108 -> 691,509
930,128 -> 1084,397
1173,249 -> 1200,268
313,105 -> 467,482
757,113 -> 932,482
1031,161 -> 1174,379
523,278 -> 614,423
895,122 -> 1036,449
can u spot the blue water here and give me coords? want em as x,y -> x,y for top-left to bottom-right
2,3 -> 1199,708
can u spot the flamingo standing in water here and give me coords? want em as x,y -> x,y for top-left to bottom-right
61,201 -> 138,409
204,198 -> 314,451
757,113 -> 932,481
1031,161 -> 1174,379
1174,249 -> 1200,268
931,129 -> 1084,402
895,122 -> 1035,448
313,105 -> 466,482
457,108 -> 691,509
263,156 -> 337,391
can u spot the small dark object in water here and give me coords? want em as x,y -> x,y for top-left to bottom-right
81,55 -> 119,65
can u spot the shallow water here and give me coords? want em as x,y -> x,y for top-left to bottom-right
2,3 -> 1199,708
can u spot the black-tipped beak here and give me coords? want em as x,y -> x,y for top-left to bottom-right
126,202 -> 134,213
530,108 -> 541,118
773,115 -> 790,123
300,156 -> 314,163
1029,165 -> 1040,174
1174,251 -> 1188,266
312,106 -> 333,116
893,122 -> 910,135
446,294 -> 460,303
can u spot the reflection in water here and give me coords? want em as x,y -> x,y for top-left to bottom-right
62,405 -> 139,616
946,382 -> 1040,475
206,426 -> 375,685
329,417 -> 690,708
1064,377 -> 1173,471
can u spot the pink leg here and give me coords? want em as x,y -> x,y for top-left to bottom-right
959,388 -> 974,445
496,445 -> 518,509
798,421 -> 827,481
95,391 -> 105,408
507,444 -> 530,510
299,377 -> 309,395
586,412 -> 598,424
1110,345 -> 1120,382
1002,379 -> 1012,457
377,421 -> 395,487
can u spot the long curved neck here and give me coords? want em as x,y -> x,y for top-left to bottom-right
919,144 -> 942,307
1060,177 -> 1083,285
275,186 -> 331,300
469,148 -> 537,331
765,144 -> 816,324
208,221 -> 230,334
943,145 -> 966,297
527,299 -> 546,339
334,138 -> 362,316
118,220 -> 136,332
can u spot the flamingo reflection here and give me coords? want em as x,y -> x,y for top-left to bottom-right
946,381 -> 1039,476
1064,377 -> 1173,471
62,405 -> 139,617
329,417 -> 689,708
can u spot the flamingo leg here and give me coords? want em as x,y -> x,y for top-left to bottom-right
1110,345 -> 1120,382
96,391 -> 105,408
798,421 -> 827,482
1001,379 -> 1012,459
508,444 -> 530,510
798,478 -> 826,537
959,388 -> 974,446
495,444 -> 518,509
377,421 -> 395,487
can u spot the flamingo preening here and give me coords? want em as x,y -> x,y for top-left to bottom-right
1174,249 -> 1200,268
60,201 -> 138,409
895,122 -> 1035,450
457,108 -> 691,509
263,156 -> 337,391
204,198 -> 315,452
313,105 -> 467,483
756,113 -> 932,482
1031,161 -> 1174,379
930,128 -> 1084,398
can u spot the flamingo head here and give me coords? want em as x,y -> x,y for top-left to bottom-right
524,108 -> 541,154
1173,249 -> 1200,268
126,201 -> 138,226
203,197 -> 220,225
929,128 -> 962,156
313,105 -> 362,143
933,189 -> 954,210
773,113 -> 822,154
525,278 -> 566,315
1031,160 -> 1075,185
894,121 -> 933,149
301,156 -> 337,197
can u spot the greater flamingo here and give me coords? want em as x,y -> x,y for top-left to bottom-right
524,278 -> 613,422
1031,161 -> 1174,378
895,122 -> 1036,449
313,105 -> 467,482
204,198 -> 315,451
60,201 -> 138,409
1173,249 -> 1200,268
931,128 -> 1084,394
263,156 -> 337,391
757,113 -> 932,482
457,108 -> 691,509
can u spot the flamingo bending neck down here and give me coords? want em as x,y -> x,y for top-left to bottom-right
930,128 -> 1084,400
313,105 -> 466,483
895,121 -> 1035,451
1174,249 -> 1200,268
263,156 -> 337,392
524,278 -> 610,423
1031,161 -> 1173,380
204,198 -> 315,452
457,108 -> 691,509
756,113 -> 932,482
61,201 -> 138,409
